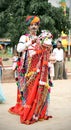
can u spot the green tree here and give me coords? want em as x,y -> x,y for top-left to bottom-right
0,0 -> 70,47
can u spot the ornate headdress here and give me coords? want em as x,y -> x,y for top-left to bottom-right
26,16 -> 40,26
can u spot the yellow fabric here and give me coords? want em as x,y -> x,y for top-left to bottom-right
31,16 -> 40,24
26,16 -> 40,25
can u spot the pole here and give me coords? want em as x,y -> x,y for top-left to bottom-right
68,30 -> 71,61
68,0 -> 71,61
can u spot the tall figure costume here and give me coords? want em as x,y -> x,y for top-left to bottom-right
8,16 -> 52,124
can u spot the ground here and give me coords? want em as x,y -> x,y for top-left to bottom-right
0,57 -> 71,129
0,79 -> 71,130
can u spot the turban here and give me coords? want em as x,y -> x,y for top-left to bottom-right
26,16 -> 40,26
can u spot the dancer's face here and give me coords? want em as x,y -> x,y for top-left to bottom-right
28,23 -> 39,34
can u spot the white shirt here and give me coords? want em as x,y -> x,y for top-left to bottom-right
12,56 -> 18,62
17,35 -> 40,57
53,48 -> 64,61
17,35 -> 31,53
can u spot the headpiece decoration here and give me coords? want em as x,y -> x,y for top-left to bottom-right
26,16 -> 40,26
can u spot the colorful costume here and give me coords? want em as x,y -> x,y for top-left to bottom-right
8,16 -> 52,124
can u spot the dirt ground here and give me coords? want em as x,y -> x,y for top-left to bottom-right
0,79 -> 71,130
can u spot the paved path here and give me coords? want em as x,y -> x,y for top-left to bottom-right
0,79 -> 71,130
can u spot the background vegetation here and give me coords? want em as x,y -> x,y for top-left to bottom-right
0,0 -> 71,47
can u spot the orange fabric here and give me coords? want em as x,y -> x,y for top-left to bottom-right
42,61 -> 47,65
8,88 -> 22,115
20,74 -> 40,122
31,16 -> 40,24
26,16 -> 40,25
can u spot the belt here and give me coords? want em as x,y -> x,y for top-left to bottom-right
57,61 -> 62,62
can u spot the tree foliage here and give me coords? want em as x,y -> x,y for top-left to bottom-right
0,0 -> 70,46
